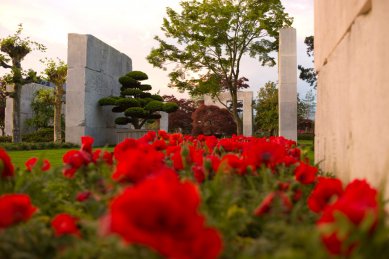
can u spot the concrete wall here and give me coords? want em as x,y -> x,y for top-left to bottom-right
315,0 -> 389,191
204,91 -> 253,136
5,83 -> 52,135
278,28 -> 297,142
66,34 -> 132,146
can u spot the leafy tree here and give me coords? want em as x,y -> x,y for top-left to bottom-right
298,36 -> 317,88
254,81 -> 307,136
254,81 -> 278,136
147,0 -> 293,135
41,58 -> 67,143
191,104 -> 236,136
25,88 -> 54,130
0,24 -> 46,142
0,78 -> 7,136
99,71 -> 178,129
163,95 -> 197,134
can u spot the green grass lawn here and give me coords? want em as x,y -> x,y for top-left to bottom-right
8,147 -> 114,170
298,139 -> 314,164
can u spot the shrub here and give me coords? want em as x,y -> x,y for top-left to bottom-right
298,133 -> 314,141
22,128 -> 55,143
0,136 -> 12,143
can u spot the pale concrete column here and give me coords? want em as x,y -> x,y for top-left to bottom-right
278,27 -> 297,141
159,112 -> 169,132
66,34 -> 132,146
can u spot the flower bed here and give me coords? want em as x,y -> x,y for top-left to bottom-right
0,132 -> 388,258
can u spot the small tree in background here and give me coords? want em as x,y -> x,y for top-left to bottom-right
99,71 -> 178,129
254,81 -> 279,136
298,36 -> 317,89
0,24 -> 46,142
163,95 -> 197,134
41,58 -> 67,143
25,88 -> 54,130
192,104 -> 236,137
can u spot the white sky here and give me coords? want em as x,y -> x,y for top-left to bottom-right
0,0 -> 314,99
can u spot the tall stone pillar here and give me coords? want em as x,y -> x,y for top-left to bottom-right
278,27 -> 297,141
66,34 -> 132,146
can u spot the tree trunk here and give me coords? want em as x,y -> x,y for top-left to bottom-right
12,84 -> 22,143
53,91 -> 62,143
230,90 -> 243,135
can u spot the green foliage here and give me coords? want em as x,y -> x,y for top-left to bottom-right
115,98 -> 140,108
150,94 -> 163,101
139,84 -> 152,91
147,0 -> 292,134
114,117 -> 130,125
126,71 -> 148,81
163,102 -> 179,113
124,107 -> 148,118
98,70 -> 178,129
119,76 -> 140,88
98,96 -> 120,106
254,81 -> 279,136
144,100 -> 163,112
0,141 -> 78,151
22,128 -> 56,143
0,135 -> 12,143
0,24 -> 47,142
26,88 -> 54,130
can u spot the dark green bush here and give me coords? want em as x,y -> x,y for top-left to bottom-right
126,71 -> 148,81
125,107 -> 148,118
118,76 -> 140,87
0,136 -> 12,143
22,128 -> 55,143
298,133 -> 314,141
98,96 -> 120,106
115,117 -> 130,125
144,101 -> 163,112
116,98 -> 140,108
139,84 -> 152,91
121,88 -> 143,96
0,141 -> 79,151
163,102 -> 179,113
150,94 -> 163,101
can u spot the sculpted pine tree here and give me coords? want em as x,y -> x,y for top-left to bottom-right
148,0 -> 292,135
0,24 -> 46,142
42,59 -> 67,143
99,71 -> 178,129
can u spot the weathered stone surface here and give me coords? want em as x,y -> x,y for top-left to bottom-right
159,112 -> 169,132
5,83 -> 52,135
315,0 -> 389,192
315,0 -> 372,71
66,34 -> 132,146
278,28 -> 297,141
204,91 -> 253,136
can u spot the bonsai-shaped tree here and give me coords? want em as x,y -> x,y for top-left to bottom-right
99,71 -> 178,129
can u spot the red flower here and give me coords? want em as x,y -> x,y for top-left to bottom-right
105,169 -> 222,259
308,177 -> 343,213
0,148 -> 14,178
80,136 -> 94,153
218,154 -> 247,175
192,165 -> 205,183
62,150 -> 91,178
0,194 -> 37,228
254,192 -> 276,216
76,191 -> 91,202
152,139 -> 167,151
112,144 -> 166,183
51,213 -> 80,237
317,179 -> 378,256
25,157 -> 51,172
294,162 -> 318,184
254,191 -> 293,216
93,150 -> 114,165
243,140 -> 287,169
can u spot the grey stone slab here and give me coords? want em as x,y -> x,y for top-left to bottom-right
65,34 -> 132,146
278,28 -> 297,141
